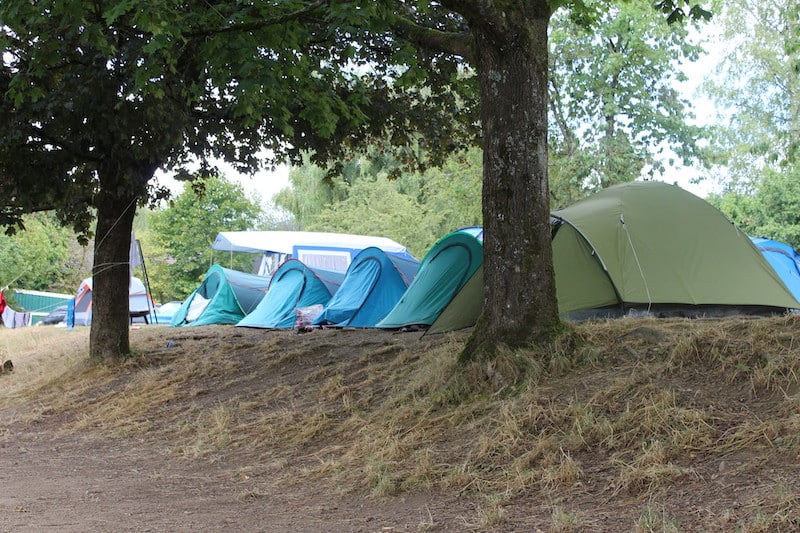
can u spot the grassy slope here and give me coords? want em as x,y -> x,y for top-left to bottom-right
1,318 -> 800,531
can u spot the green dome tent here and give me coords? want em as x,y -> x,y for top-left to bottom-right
170,265 -> 270,327
376,230 -> 483,329
429,182 -> 800,333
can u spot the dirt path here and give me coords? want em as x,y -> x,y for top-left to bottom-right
0,428 -> 482,533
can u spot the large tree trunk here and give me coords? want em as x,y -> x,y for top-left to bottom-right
462,3 -> 561,359
89,162 -> 155,361
90,189 -> 138,360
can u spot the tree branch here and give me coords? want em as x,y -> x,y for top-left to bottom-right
439,0 -> 496,26
185,0 -> 328,39
390,14 -> 475,64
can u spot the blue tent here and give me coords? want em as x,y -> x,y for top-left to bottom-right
751,237 -> 800,303
454,226 -> 484,242
170,265 -> 270,327
237,260 -> 345,329
313,247 -> 420,328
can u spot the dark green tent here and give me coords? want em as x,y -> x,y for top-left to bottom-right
429,182 -> 800,333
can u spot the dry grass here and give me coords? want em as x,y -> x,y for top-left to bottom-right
0,327 -> 92,424
4,316 -> 800,530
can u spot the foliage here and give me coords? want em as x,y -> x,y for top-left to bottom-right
0,213 -> 75,292
278,0 -> 711,230
548,0 -> 709,208
274,155 -> 354,230
275,149 -> 482,258
0,0 -> 455,234
710,166 -> 800,250
703,0 -> 800,249
703,0 -> 800,190
144,175 -> 265,302
0,0 -> 480,358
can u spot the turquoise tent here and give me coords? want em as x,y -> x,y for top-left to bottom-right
751,237 -> 800,303
170,265 -> 270,327
313,247 -> 419,327
237,260 -> 345,329
376,230 -> 483,329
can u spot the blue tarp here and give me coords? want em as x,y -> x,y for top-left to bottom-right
237,260 -> 345,329
313,247 -> 419,328
751,237 -> 800,303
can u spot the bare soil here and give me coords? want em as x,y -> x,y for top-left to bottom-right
1,429 -> 469,532
1,319 -> 800,532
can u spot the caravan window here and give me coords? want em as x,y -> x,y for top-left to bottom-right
297,250 -> 351,272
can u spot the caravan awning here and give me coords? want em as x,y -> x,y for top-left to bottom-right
212,231 -> 413,257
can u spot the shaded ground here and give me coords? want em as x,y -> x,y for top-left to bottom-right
1,429 -> 473,532
2,319 -> 800,532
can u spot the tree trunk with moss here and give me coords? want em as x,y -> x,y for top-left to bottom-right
461,2 -> 562,361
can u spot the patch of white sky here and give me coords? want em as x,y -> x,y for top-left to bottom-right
154,156 -> 291,213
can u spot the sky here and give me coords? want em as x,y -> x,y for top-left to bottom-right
154,161 -> 291,209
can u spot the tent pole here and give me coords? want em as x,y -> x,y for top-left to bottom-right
136,239 -> 157,324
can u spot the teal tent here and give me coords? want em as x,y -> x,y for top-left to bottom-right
237,260 -> 345,329
376,231 -> 483,329
313,247 -> 419,327
170,265 -> 270,327
427,263 -> 484,335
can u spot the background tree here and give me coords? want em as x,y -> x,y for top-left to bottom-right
548,0 -> 709,208
709,167 -> 800,249
141,175 -> 265,303
703,0 -> 800,248
279,0 -> 708,238
0,0 -> 478,359
703,0 -> 800,191
274,149 -> 482,258
389,0 -> 709,360
0,213 -> 74,293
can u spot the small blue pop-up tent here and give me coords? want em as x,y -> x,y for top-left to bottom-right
751,237 -> 800,303
313,247 -> 419,328
237,260 -> 345,329
170,265 -> 270,327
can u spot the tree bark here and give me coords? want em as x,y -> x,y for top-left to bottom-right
89,163 -> 154,361
462,2 -> 561,360
89,189 -> 138,361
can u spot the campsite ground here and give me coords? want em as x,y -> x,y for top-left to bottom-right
1,319 -> 800,532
